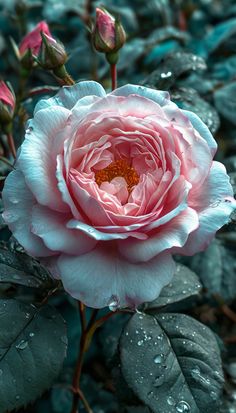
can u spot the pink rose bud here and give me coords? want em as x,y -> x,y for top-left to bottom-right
19,21 -> 52,58
0,81 -> 15,124
38,32 -> 67,70
93,7 -> 126,54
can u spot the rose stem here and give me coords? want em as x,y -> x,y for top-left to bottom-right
110,63 -> 117,90
71,304 -> 121,413
71,302 -> 88,413
6,133 -> 16,159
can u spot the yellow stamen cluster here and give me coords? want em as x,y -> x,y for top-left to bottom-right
94,159 -> 139,193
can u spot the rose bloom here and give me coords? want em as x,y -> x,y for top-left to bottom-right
2,82 -> 236,308
19,21 -> 52,57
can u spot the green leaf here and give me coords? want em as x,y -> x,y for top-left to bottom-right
144,263 -> 202,309
0,299 -> 67,412
188,239 -> 236,302
120,312 -> 224,413
0,244 -> 55,289
142,52 -> 206,90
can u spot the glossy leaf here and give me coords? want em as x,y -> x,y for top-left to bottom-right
0,299 -> 67,412
120,312 -> 224,413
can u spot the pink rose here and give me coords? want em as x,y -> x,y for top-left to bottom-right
93,8 -> 126,53
0,81 -> 15,113
2,82 -> 236,308
0,81 -> 15,123
19,21 -> 52,57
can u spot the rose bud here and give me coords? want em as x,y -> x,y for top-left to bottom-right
38,32 -> 67,71
19,21 -> 52,60
0,81 -> 15,125
92,7 -> 126,56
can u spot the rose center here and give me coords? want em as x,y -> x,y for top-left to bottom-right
94,159 -> 139,193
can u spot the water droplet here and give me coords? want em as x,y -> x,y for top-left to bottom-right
29,332 -> 34,337
191,366 -> 200,375
137,340 -> 143,346
60,335 -> 67,345
160,71 -> 172,78
125,331 -> 129,336
154,354 -> 163,364
16,340 -> 28,350
153,374 -> 165,386
210,391 -> 217,400
167,396 -> 175,405
15,395 -> 20,401
176,400 -> 191,412
108,295 -> 119,312
191,367 -> 210,386
25,312 -> 30,319
147,391 -> 154,399
210,198 -> 221,208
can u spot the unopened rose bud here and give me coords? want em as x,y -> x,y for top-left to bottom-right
38,32 -> 67,70
92,8 -> 126,55
19,21 -> 52,61
0,81 -> 15,125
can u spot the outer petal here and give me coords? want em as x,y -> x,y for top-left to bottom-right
2,169 -> 54,257
110,84 -> 170,107
18,106 -> 71,212
182,109 -> 217,155
118,207 -> 199,263
178,161 -> 236,255
34,81 -> 106,112
57,246 -> 175,308
31,205 -> 97,255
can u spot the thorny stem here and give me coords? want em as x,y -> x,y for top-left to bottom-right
71,305 -> 120,413
110,64 -> 117,90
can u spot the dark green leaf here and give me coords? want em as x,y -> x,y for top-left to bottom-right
142,52 -> 206,90
0,244 -> 55,289
188,239 -> 236,302
0,299 -> 67,412
214,82 -> 236,126
172,87 -> 220,134
144,264 -> 202,309
120,312 -> 224,413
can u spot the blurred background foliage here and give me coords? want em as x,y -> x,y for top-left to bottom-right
0,0 -> 236,412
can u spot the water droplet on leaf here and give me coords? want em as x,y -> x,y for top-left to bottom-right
176,400 -> 191,412
16,340 -> 28,350
154,354 -> 163,364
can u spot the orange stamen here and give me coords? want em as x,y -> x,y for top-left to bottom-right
94,159 -> 139,193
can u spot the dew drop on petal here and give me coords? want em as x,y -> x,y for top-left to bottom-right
108,295 -> 119,312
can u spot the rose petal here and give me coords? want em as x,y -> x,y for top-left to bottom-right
31,204 -> 97,254
18,106 -> 71,212
34,81 -> 106,112
177,161 -> 236,255
2,169 -> 54,257
57,245 -> 175,308
118,207 -> 198,262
